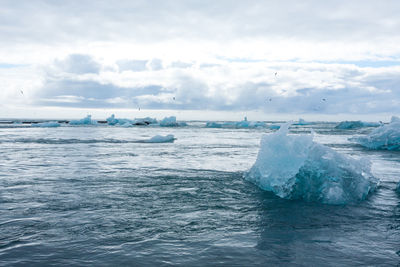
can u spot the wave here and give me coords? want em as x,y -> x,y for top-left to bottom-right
8,135 -> 176,144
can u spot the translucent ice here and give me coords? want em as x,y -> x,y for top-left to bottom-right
350,118 -> 400,150
205,118 -> 266,129
32,121 -> 61,127
69,115 -> 97,125
144,134 -> 176,143
335,121 -> 381,129
294,118 -> 313,125
205,122 -> 223,128
159,116 -> 187,127
245,123 -> 378,204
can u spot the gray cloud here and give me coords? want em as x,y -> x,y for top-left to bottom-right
54,54 -> 100,74
1,1 -> 400,45
30,55 -> 400,115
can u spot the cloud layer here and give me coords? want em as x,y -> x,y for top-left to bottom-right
0,1 -> 399,118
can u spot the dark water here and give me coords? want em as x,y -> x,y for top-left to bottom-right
0,123 -> 399,266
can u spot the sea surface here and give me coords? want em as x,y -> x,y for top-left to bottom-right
0,122 -> 399,266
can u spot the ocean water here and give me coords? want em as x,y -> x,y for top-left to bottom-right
0,122 -> 399,266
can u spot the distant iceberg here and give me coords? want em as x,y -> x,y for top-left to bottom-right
106,114 -> 157,126
134,117 -> 157,125
335,120 -> 381,129
350,116 -> 400,150
294,118 -> 313,125
144,134 -> 176,143
205,121 -> 223,128
159,116 -> 187,127
32,121 -> 61,127
245,123 -> 378,204
269,124 -> 281,130
69,115 -> 97,125
205,117 -> 266,129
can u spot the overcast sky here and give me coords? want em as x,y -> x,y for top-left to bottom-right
1,0 -> 400,120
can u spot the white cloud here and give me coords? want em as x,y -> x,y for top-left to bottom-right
0,1 -> 399,118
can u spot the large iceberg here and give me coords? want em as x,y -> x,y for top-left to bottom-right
335,120 -> 381,129
245,123 -> 378,204
350,116 -> 400,150
69,115 -> 97,125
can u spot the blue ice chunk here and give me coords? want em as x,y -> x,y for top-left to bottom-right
206,122 -> 223,128
269,124 -> 281,130
245,123 -> 378,204
350,117 -> 400,150
69,115 -> 97,125
32,121 -> 61,127
294,118 -> 313,125
144,134 -> 176,143
159,116 -> 187,127
335,121 -> 381,129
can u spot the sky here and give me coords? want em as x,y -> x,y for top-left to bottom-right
1,0 -> 400,121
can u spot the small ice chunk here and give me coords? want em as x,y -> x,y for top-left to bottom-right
106,114 -> 119,125
269,124 -> 281,130
294,118 -> 312,125
159,116 -> 186,127
335,121 -> 380,129
32,121 -> 60,127
245,123 -> 378,204
206,122 -> 223,128
144,134 -> 176,143
69,115 -> 97,125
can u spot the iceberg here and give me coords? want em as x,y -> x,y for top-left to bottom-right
205,122 -> 223,128
350,116 -> 400,150
69,115 -> 97,125
205,117 -> 266,129
269,124 -> 281,130
106,114 -> 119,125
335,121 -> 381,129
134,117 -> 157,125
144,134 -> 176,143
294,118 -> 313,125
159,116 -> 187,127
245,123 -> 378,204
32,121 -> 61,127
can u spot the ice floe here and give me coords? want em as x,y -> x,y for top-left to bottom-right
350,116 -> 400,150
335,121 -> 381,129
245,123 -> 378,204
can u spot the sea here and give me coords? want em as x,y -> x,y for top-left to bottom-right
0,121 -> 399,266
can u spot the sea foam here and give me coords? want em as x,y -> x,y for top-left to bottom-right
245,123 -> 378,204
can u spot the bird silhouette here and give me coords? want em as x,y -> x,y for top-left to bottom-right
20,90 -> 24,95
274,72 -> 277,77
322,98 -> 326,101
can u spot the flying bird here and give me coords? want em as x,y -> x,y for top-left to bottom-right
173,97 -> 175,100
20,90 -> 24,95
322,98 -> 326,101
274,72 -> 278,77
